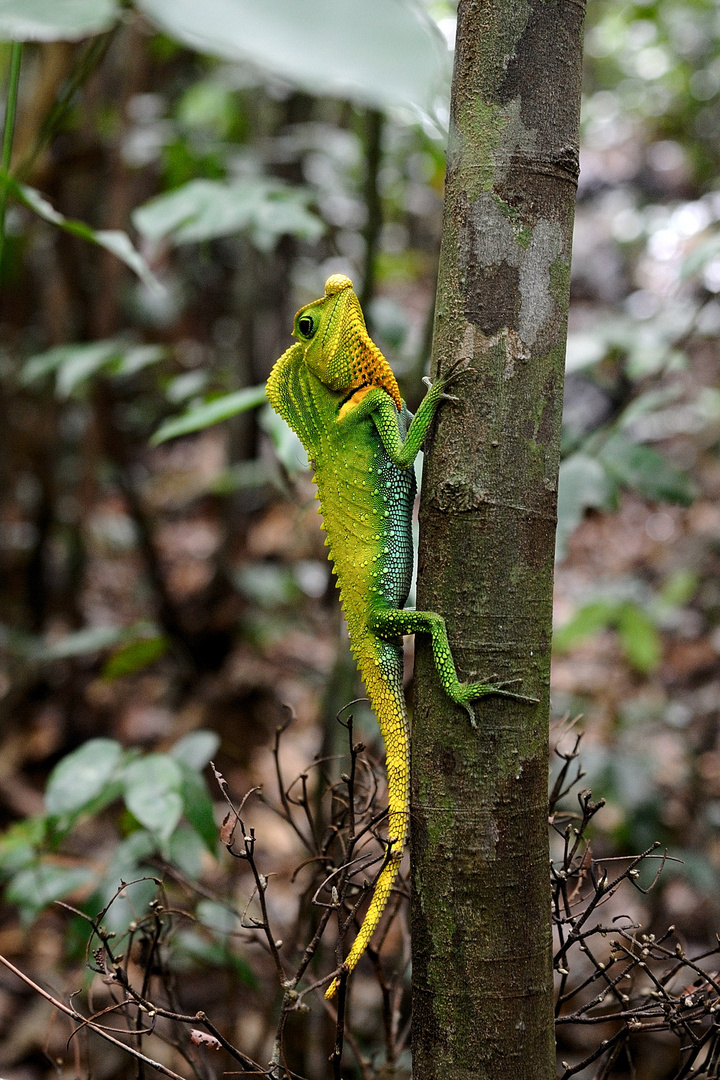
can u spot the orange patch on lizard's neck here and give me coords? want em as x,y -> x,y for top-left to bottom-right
337,386 -> 375,421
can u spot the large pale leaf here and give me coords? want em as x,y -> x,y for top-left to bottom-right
6,178 -> 161,292
135,0 -> 449,114
0,0 -> 118,41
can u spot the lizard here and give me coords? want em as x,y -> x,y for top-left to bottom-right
266,274 -> 530,1000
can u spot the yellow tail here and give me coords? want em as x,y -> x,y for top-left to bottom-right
325,657 -> 409,1000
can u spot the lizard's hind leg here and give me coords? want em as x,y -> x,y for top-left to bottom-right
370,607 -> 535,725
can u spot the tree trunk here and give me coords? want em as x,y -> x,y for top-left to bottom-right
411,2 -> 585,1078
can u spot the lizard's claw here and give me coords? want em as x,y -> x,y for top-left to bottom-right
423,375 -> 459,402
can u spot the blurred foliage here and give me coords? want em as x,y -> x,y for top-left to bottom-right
0,0 -> 719,1076
0,729 -> 219,924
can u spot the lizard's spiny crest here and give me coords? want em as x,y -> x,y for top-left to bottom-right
293,276 -> 402,410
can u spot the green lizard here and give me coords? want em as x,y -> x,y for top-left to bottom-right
266,274 -> 529,999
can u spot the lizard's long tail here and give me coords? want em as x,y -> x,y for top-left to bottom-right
325,655 -> 409,1000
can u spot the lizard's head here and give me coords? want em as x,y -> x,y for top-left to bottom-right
292,275 -> 401,410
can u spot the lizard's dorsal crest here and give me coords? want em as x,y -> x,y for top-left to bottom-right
293,275 -> 402,410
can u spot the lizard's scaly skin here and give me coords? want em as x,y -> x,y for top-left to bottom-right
266,275 -> 519,999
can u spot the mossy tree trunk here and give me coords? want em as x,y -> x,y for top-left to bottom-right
411,2 -> 585,1078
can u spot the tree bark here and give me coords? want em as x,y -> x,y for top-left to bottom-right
411,2 -> 585,1078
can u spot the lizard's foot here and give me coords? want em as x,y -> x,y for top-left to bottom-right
423,358 -> 475,395
423,374 -> 459,402
450,678 -> 539,729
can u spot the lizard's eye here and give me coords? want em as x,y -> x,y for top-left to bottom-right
297,315 -> 316,339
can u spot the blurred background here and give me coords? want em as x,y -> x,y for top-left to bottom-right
0,1 -> 720,1077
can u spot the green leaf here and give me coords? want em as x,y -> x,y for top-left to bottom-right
196,899 -> 238,934
102,830 -> 158,888
172,928 -> 258,983
6,864 -> 94,923
0,0 -> 118,41
102,635 -> 170,680
5,177 -> 161,291
133,178 -> 324,251
657,569 -> 698,609
135,0 -> 449,115
22,341 -> 166,397
101,877 -> 161,936
617,603 -> 662,674
123,755 -> 184,843
46,738 -> 124,816
555,453 -> 613,561
0,817 -> 47,876
599,432 -> 696,506
166,825 -> 206,878
170,730 -> 220,771
179,764 -> 217,853
151,385 -> 267,444
553,599 -> 621,652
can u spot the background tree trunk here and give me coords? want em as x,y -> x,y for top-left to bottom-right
411,2 -> 586,1078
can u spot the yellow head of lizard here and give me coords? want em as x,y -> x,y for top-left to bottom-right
292,275 -> 402,410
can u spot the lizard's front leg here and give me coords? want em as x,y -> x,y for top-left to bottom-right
370,607 -> 537,727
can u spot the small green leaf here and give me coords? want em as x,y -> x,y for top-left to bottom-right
102,635 -> 170,680
170,730 -> 220,771
172,928 -> 258,983
617,603 -> 662,674
0,0 -> 118,41
197,899 -> 238,934
657,569 -> 698,609
123,755 -> 184,842
46,738 -> 123,816
556,453 -> 613,561
102,830 -> 158,889
6,864 -> 94,923
101,877 -> 161,936
151,385 -> 267,444
0,817 -> 47,876
599,433 -> 696,506
167,825 -> 206,878
553,600 -> 621,653
179,765 -> 217,853
95,831 -> 160,926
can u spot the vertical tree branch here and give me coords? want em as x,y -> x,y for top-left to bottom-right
0,42 -> 23,277
412,2 -> 585,1078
